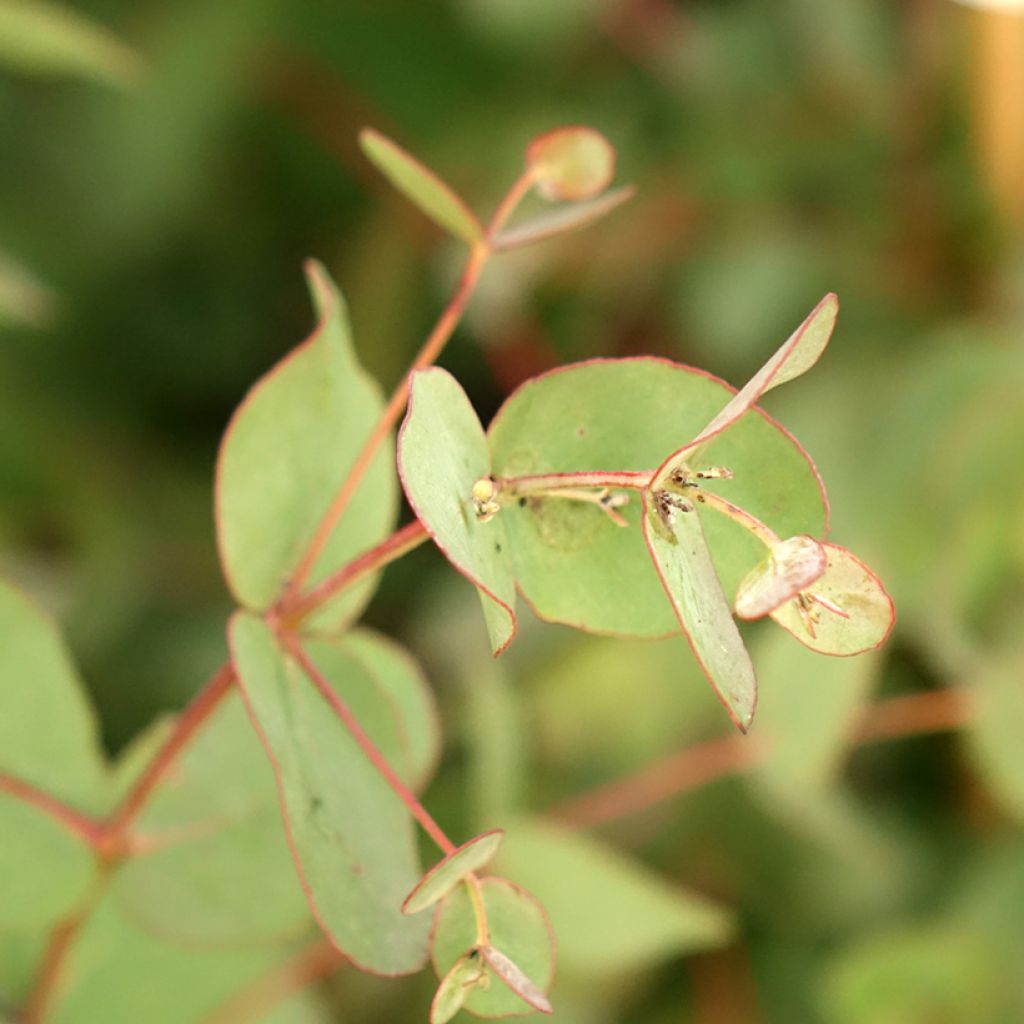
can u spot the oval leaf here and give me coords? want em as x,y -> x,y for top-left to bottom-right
480,945 -> 552,1015
487,358 -> 827,639
526,126 -> 616,202
653,293 -> 838,488
404,830 -> 505,915
735,535 -> 828,620
360,128 -> 483,245
431,878 -> 554,1019
431,952 -> 486,1024
229,612 -> 430,975
112,693 -> 309,945
216,260 -> 396,630
493,186 -> 635,251
642,492 -> 758,731
399,367 -> 516,654
497,820 -> 733,973
769,543 -> 894,655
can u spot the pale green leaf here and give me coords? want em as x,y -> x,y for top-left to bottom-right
0,0 -> 142,86
112,693 -> 309,945
229,612 -> 430,974
487,358 -> 825,638
769,543 -> 894,655
734,535 -> 827,620
399,367 -> 516,654
653,293 -> 839,486
497,820 -> 732,973
492,186 -> 635,251
642,494 -> 757,731
216,260 -> 395,629
431,877 -> 554,1018
404,830 -> 505,914
360,129 -> 483,244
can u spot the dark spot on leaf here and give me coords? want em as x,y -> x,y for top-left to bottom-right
577,426 -> 586,437
310,796 -> 323,814
495,543 -> 502,552
518,497 -> 527,508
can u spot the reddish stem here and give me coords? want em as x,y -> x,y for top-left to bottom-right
202,939 -> 344,1024
102,662 -> 235,845
498,470 -> 652,493
20,907 -> 91,1023
0,772 -> 102,848
285,637 -> 456,855
288,519 -> 429,621
550,687 -> 974,830
282,168 -> 538,606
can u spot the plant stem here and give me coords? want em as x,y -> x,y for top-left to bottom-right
497,470 -> 652,494
550,686 -> 974,829
692,489 -> 779,548
288,519 -> 429,622
282,168 -> 538,607
102,662 -> 235,847
285,637 -> 456,855
202,939 -> 344,1024
465,873 -> 491,946
0,773 -> 102,848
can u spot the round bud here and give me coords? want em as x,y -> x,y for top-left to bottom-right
526,126 -> 616,202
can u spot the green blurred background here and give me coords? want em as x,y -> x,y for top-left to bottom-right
4,0 -> 1024,1021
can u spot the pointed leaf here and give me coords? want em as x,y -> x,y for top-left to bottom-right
497,820 -> 732,973
769,543 -> 894,655
360,128 -> 483,244
526,126 -> 616,202
430,952 -> 484,1024
399,367 -> 516,654
642,492 -> 758,731
653,293 -> 838,488
431,877 -> 554,1019
229,612 -> 430,974
734,535 -> 828,620
112,692 -> 309,945
0,578 -> 105,928
404,830 -> 505,915
216,260 -> 396,630
492,186 -> 635,251
480,945 -> 552,1015
0,0 -> 143,86
488,358 -> 826,638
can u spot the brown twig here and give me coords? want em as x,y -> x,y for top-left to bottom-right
550,687 -> 974,830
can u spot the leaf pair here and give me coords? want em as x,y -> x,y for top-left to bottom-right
642,295 -> 892,729
360,126 -> 632,251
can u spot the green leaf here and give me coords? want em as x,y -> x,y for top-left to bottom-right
49,895 -> 309,1024
403,830 -> 505,915
0,579 -> 105,929
431,952 -> 485,1024
652,293 -> 839,487
229,612 -> 430,975
0,929 -> 46,1008
216,260 -> 396,630
0,794 -> 95,929
0,0 -> 142,86
359,129 -> 483,245
642,493 -> 758,731
492,186 -> 635,251
821,925 -> 1005,1024
769,543 -> 894,655
339,629 -> 441,791
399,367 -> 517,654
112,692 -> 310,945
0,579 -> 106,809
747,628 -> 880,798
487,358 -> 825,638
497,820 -> 733,973
966,653 -> 1024,821
431,877 -> 554,1018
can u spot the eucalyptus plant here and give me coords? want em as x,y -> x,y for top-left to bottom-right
0,126 -> 892,1023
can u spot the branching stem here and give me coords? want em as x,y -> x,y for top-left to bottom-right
0,773 -> 102,848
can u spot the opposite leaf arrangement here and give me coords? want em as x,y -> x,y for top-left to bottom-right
0,126 -> 892,1023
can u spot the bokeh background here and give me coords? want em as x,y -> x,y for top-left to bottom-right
4,1 -> 1024,1021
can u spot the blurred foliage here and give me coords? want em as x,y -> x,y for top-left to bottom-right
3,0 -> 1024,1021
